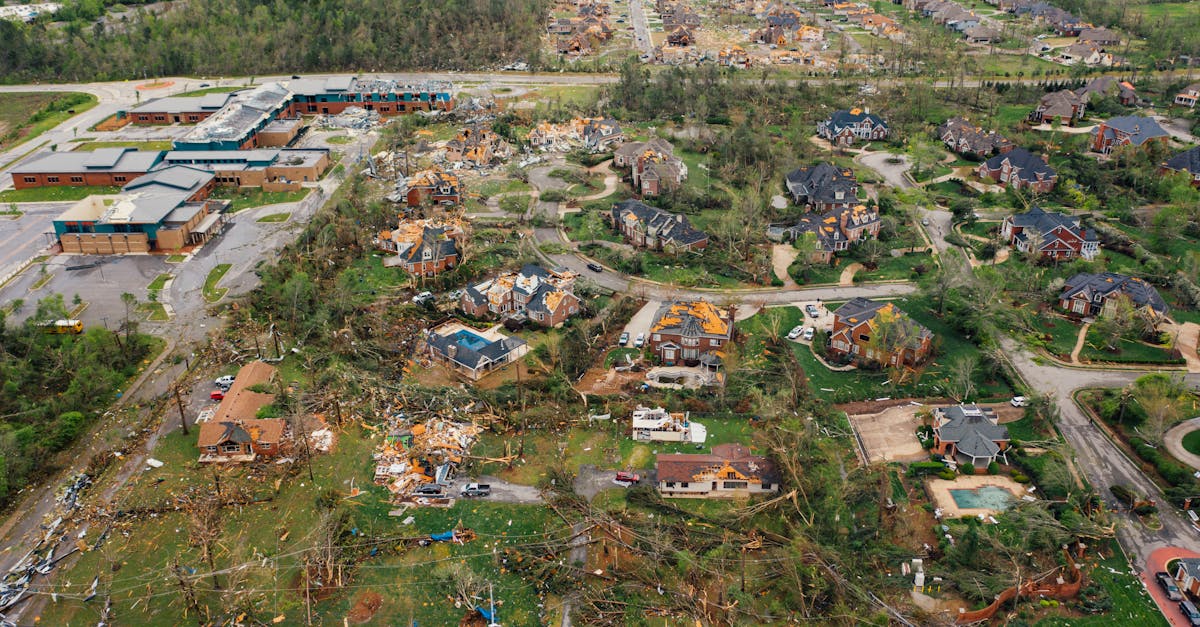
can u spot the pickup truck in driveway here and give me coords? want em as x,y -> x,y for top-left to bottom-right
459,483 -> 491,497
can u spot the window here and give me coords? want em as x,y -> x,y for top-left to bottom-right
23,176 -> 36,183
114,176 -> 126,182
665,481 -> 675,487
220,442 -> 241,454
70,176 -> 83,183
711,339 -> 721,347
259,442 -> 272,449
722,481 -> 747,489
652,333 -> 661,342
858,334 -> 870,342
679,482 -> 688,488
47,176 -> 60,183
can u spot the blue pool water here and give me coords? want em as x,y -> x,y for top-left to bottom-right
453,329 -> 491,351
949,486 -> 1014,511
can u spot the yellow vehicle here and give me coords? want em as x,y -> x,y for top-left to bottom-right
41,319 -> 84,335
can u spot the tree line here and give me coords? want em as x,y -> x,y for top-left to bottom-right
0,0 -> 551,83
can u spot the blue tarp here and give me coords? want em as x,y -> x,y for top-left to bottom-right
429,531 -> 456,542
475,606 -> 495,621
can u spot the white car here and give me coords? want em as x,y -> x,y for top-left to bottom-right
214,375 -> 235,388
1011,396 -> 1028,407
787,325 -> 805,340
802,327 -> 815,341
633,333 -> 645,348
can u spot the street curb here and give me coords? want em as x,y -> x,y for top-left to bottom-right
1035,347 -> 1187,373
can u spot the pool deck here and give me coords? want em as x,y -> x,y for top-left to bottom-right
927,475 -> 1030,519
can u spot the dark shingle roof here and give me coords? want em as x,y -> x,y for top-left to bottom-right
983,148 -> 1057,183
612,199 -> 708,246
826,109 -> 888,132
1060,272 -> 1169,315
656,443 -> 780,484
1095,116 -> 1168,146
934,405 -> 1010,459
785,163 -> 858,205
833,297 -> 933,348
1165,146 -> 1200,175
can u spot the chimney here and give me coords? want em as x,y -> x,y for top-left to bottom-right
676,214 -> 684,223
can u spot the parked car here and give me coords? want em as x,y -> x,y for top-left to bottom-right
614,471 -> 640,485
414,485 -> 444,496
803,327 -> 815,341
787,325 -> 804,340
459,483 -> 491,497
921,217 -> 930,226
1158,572 -> 1183,601
587,262 -> 603,272
214,375 -> 235,387
209,390 -> 225,401
197,83 -> 211,88
633,333 -> 645,348
805,304 -> 820,318
619,332 -> 630,346
1181,600 -> 1200,627
412,291 -> 434,305
1010,396 -> 1028,407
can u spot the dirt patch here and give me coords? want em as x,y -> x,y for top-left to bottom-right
848,405 -> 929,464
839,262 -> 863,286
771,244 -> 799,288
578,367 -> 643,395
347,591 -> 383,624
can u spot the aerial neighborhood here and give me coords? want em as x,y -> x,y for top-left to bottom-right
2,1 -> 1200,625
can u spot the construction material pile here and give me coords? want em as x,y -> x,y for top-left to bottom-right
318,106 -> 380,130
372,417 -> 483,506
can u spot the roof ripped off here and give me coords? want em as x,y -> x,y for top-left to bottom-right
650,300 -> 732,338
178,83 -> 292,144
287,76 -> 452,97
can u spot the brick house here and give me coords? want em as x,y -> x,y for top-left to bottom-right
1001,206 -> 1099,260
932,405 -> 1010,467
461,264 -> 581,327
1175,559 -> 1200,596
784,163 -> 859,211
817,109 -> 890,146
1058,272 -> 1168,321
1090,116 -> 1169,154
581,118 -> 623,151
11,148 -> 165,189
631,149 -> 687,196
647,300 -> 734,366
976,148 -> 1058,193
1076,76 -> 1139,107
936,117 -> 1013,159
766,204 -> 881,263
399,167 -> 461,207
828,297 -> 933,367
1161,146 -> 1200,187
656,444 -> 780,499
613,137 -> 674,168
1028,90 -> 1085,125
196,361 -> 289,463
609,199 -> 708,252
373,219 -> 463,277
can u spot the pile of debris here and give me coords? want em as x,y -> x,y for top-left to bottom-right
372,417 -> 483,506
318,106 -> 380,130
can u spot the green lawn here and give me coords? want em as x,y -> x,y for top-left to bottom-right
1035,541 -> 1166,626
255,212 -> 291,223
0,185 -> 120,202
165,254 -> 187,263
1128,1 -> 1197,19
1183,429 -> 1200,456
1078,328 -> 1182,365
477,178 -> 532,197
203,263 -> 232,302
1031,316 -> 1082,358
146,273 -> 172,291
71,140 -> 174,152
853,252 -> 933,282
959,221 -> 1000,240
0,92 -> 97,153
336,254 -> 409,306
136,301 -> 169,321
324,135 -> 353,145
215,188 -> 310,212
562,210 -> 623,243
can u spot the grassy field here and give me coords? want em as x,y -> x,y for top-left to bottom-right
256,212 -> 291,223
1183,429 -> 1200,456
561,210 -> 623,243
1078,328 -> 1182,365
215,188 -> 310,213
203,263 -> 232,302
0,185 -> 120,203
1031,315 -> 1082,358
1127,1 -> 1197,19
0,91 -> 98,153
71,140 -> 174,151
137,301 -> 169,321
1036,541 -> 1166,626
147,273 -> 172,292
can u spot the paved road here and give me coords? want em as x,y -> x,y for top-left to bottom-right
629,0 -> 653,59
0,204 -> 62,279
1003,338 -> 1200,568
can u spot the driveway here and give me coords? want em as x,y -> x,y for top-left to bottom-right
622,300 -> 662,343
848,404 -> 928,464
858,151 -> 913,190
1144,546 -> 1200,627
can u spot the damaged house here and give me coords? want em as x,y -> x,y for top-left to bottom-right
657,444 -> 780,498
460,264 -> 582,327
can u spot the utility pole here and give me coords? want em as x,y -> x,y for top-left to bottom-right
174,386 -> 189,435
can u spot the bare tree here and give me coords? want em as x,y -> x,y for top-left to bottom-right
946,354 -> 978,402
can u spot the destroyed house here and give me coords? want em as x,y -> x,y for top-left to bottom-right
460,264 -> 581,327
609,199 -> 708,252
399,167 -> 461,207
657,443 -> 780,498
648,300 -> 734,366
374,221 -> 461,277
767,204 -> 880,263
632,406 -> 707,443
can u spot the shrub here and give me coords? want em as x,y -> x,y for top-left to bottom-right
987,461 -> 1001,475
960,462 -> 976,476
1133,503 -> 1158,515
937,470 -> 957,480
908,461 -> 946,477
1010,472 -> 1030,483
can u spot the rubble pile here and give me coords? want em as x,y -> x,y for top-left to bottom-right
318,106 -> 381,130
371,417 -> 483,506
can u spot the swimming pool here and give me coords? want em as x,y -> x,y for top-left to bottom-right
452,329 -> 492,351
948,486 -> 1015,511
